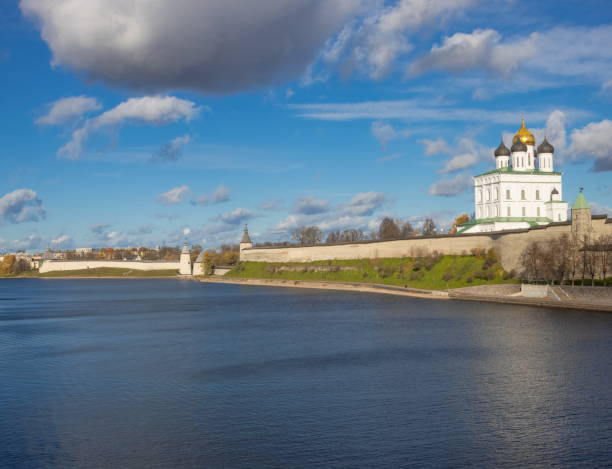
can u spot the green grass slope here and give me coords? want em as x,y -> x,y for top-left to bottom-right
226,255 -> 516,290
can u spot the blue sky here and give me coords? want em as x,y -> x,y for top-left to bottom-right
1,0 -> 611,251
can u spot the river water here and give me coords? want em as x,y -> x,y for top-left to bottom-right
1,279 -> 611,468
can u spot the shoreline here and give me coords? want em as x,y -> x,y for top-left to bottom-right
200,277 -> 612,312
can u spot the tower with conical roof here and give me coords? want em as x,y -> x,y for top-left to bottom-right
179,241 -> 192,275
571,188 -> 592,239
239,225 -> 253,252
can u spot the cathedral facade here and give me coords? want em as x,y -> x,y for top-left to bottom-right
459,120 -> 568,234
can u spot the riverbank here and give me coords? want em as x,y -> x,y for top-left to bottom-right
200,277 -> 612,312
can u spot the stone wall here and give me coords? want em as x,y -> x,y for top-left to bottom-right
39,260 -> 180,273
241,216 -> 612,273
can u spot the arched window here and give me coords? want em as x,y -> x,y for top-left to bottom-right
521,189 -> 526,200
507,207 -> 511,217
495,188 -> 499,200
486,188 -> 490,201
506,189 -> 511,200
522,206 -> 526,217
537,207 -> 540,217
536,190 -> 540,200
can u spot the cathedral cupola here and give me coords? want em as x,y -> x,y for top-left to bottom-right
494,141 -> 510,157
513,119 -> 535,146
537,137 -> 555,172
537,137 -> 554,154
494,140 -> 510,169
511,139 -> 527,153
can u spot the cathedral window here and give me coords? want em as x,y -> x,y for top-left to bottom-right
506,189 -> 511,200
507,207 -> 511,217
536,190 -> 540,200
522,207 -> 526,217
486,189 -> 490,201
521,189 -> 526,200
537,207 -> 540,217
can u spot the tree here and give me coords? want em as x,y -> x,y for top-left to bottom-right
422,218 -> 436,236
326,231 -> 341,244
448,213 -> 470,234
291,226 -> 322,245
400,221 -> 415,238
378,217 -> 401,240
519,241 -> 543,282
340,229 -> 364,242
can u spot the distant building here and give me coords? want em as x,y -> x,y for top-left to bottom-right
460,120 -> 568,234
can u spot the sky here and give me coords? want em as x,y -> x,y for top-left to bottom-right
1,0 -> 612,252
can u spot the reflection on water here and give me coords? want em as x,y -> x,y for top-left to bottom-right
1,279 -> 611,468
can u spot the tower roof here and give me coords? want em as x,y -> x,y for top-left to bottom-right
512,119 -> 535,146
240,225 -> 252,243
511,139 -> 527,152
537,137 -> 554,154
572,189 -> 590,210
181,242 -> 190,254
494,140 -> 510,157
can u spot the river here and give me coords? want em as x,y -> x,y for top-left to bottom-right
1,279 -> 611,468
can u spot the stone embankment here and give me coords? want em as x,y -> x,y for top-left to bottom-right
200,277 -> 612,312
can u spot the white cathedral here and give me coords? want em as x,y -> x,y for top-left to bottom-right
459,120 -> 568,234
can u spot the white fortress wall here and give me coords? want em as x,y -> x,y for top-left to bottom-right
241,217 -> 612,273
39,260 -> 180,273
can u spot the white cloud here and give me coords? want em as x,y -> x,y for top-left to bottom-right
50,234 -> 73,248
290,99 -> 588,124
590,202 -> 612,217
377,152 -> 402,162
158,185 -> 190,205
36,96 -> 102,125
410,29 -> 537,77
191,184 -> 231,206
0,189 -> 46,224
294,196 -> 330,215
258,198 -> 285,211
150,134 -> 191,162
21,0 -> 362,93
440,138 -> 491,173
59,96 -> 200,159
428,173 -> 472,197
370,120 -> 411,148
568,119 -> 612,172
322,0 -> 478,79
0,235 -> 44,252
603,80 -> 612,93
419,138 -> 450,156
343,191 -> 387,216
285,89 -> 295,99
213,208 -> 255,225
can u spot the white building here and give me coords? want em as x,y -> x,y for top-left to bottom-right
460,120 -> 568,234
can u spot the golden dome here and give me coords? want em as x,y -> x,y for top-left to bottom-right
512,119 -> 535,146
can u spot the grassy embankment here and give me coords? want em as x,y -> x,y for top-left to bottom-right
225,254 -> 516,290
1,268 -> 178,278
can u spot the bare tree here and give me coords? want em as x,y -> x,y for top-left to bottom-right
341,229 -> 365,242
520,241 -> 543,282
422,218 -> 436,236
400,221 -> 415,238
291,226 -> 322,245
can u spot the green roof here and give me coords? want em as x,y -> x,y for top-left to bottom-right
456,217 -> 553,234
572,192 -> 590,210
476,168 -> 562,177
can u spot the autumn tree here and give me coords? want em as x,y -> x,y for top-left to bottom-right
378,217 -> 401,240
448,213 -> 470,234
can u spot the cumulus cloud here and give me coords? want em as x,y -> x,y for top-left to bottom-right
294,196 -> 330,215
322,0 -> 478,79
258,198 -> 285,211
428,173 -> 472,197
420,138 -> 450,156
36,95 -> 102,125
191,184 -> 231,206
150,135 -> 191,163
439,138 -> 491,173
158,185 -> 190,205
0,189 -> 46,224
59,95 -> 200,159
343,191 -> 387,216
568,119 -> 612,172
409,29 -> 537,77
21,0 -> 362,93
